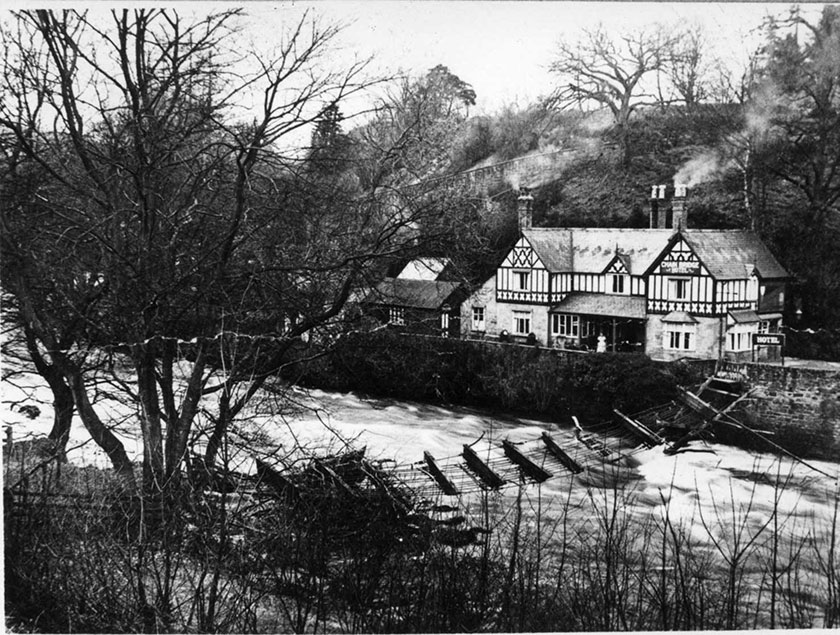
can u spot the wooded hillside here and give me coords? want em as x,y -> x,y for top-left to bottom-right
388,7 -> 840,331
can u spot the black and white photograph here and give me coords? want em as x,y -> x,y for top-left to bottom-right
2,1 -> 839,632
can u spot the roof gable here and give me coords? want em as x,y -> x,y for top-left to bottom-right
602,253 -> 630,274
646,234 -> 710,277
501,236 -> 548,270
396,257 -> 451,281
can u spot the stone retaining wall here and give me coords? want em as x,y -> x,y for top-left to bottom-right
716,360 -> 840,460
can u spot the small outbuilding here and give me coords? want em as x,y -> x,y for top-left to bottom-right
365,277 -> 465,337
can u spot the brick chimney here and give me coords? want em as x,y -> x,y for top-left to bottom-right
650,184 -> 667,228
518,187 -> 534,231
672,183 -> 688,229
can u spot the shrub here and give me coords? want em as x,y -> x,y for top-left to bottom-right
301,331 -> 701,423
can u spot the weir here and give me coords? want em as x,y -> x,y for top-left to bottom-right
228,371 -> 834,539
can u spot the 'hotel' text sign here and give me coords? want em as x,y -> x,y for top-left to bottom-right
753,333 -> 785,346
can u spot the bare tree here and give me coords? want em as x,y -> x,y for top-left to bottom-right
547,24 -> 676,164
0,9 -> 479,501
663,24 -> 717,110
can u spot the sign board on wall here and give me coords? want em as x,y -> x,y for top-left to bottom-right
660,261 -> 700,275
753,333 -> 785,347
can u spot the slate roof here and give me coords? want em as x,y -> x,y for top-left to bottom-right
661,311 -> 698,323
368,278 -> 461,310
523,228 -> 674,275
522,227 -> 789,281
728,309 -> 761,324
681,230 -> 789,280
550,293 -> 647,319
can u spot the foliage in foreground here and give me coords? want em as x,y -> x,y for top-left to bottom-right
5,448 -> 838,633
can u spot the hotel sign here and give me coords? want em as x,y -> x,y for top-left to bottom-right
660,261 -> 700,275
753,333 -> 785,346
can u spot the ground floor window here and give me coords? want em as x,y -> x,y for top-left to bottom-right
512,310 -> 531,336
389,307 -> 405,326
472,306 -> 485,331
551,313 -> 579,337
727,323 -> 755,351
440,312 -> 450,336
663,323 -> 695,351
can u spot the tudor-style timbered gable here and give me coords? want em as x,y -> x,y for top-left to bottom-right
497,236 -> 550,304
647,236 -> 715,315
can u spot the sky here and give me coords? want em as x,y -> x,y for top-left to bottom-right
238,1 -> 819,115
1,1 -> 824,144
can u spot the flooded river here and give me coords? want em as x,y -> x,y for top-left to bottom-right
6,377 -> 837,552
4,374 -> 840,627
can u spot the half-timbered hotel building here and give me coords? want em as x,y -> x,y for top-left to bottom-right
461,185 -> 789,361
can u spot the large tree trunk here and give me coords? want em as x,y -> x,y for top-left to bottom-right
61,358 -> 137,492
11,273 -> 135,488
23,326 -> 73,462
204,386 -> 231,469
163,342 -> 207,480
134,344 -> 165,494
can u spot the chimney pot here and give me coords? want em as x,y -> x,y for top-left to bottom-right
672,184 -> 689,229
649,184 -> 662,228
517,187 -> 534,231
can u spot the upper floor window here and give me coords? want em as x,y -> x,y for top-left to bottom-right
513,311 -> 531,335
514,270 -> 531,291
389,307 -> 405,326
668,277 -> 690,301
472,306 -> 486,331
609,274 -> 628,294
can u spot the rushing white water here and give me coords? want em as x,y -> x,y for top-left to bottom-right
4,369 -> 839,625
4,373 -> 837,534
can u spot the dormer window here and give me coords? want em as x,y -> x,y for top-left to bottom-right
609,274 -> 628,294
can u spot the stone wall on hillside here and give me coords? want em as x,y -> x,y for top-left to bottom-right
716,360 -> 840,460
408,148 -> 582,198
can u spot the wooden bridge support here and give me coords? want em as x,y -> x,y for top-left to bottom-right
613,409 -> 665,447
502,440 -> 552,483
540,433 -> 583,474
462,445 -> 505,489
423,451 -> 460,496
